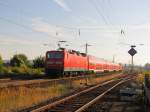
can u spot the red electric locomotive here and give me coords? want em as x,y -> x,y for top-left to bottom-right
45,48 -> 122,77
45,48 -> 88,76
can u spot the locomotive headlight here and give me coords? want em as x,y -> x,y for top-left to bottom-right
47,62 -> 54,64
55,62 -> 62,64
47,61 -> 62,64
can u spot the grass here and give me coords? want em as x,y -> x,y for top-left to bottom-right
72,73 -> 123,87
135,71 -> 150,89
0,66 -> 44,75
0,72 -> 122,112
142,71 -> 150,87
0,85 -> 70,112
136,71 -> 150,83
0,66 -> 45,80
136,74 -> 145,83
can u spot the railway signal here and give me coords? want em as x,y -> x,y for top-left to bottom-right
119,42 -> 143,72
128,45 -> 137,72
128,47 -> 137,56
128,44 -> 143,72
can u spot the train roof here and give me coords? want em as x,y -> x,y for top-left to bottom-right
88,55 -> 121,65
46,48 -> 122,65
48,48 -> 87,57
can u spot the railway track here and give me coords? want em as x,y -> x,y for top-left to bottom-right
0,78 -> 11,83
27,75 -> 134,112
86,79 -> 143,112
0,75 -> 90,89
0,73 -> 123,89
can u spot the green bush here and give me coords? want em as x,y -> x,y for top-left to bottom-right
0,67 -> 3,73
0,65 -> 44,75
11,67 -> 21,74
10,66 -> 43,75
0,67 -> 10,74
11,66 -> 29,74
31,68 -> 43,75
0,55 -> 3,73
33,56 -> 45,68
10,54 -> 29,67
2,67 -> 12,74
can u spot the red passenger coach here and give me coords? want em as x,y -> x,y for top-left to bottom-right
88,56 -> 106,73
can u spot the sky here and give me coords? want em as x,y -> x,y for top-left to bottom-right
1,0 -> 150,65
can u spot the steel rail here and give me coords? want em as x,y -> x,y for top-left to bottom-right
0,73 -> 123,89
0,75 -> 89,89
31,79 -> 117,112
31,75 -> 132,112
75,77 -> 133,112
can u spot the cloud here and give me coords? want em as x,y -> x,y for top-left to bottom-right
32,17 -> 61,36
122,22 -> 150,31
73,16 -> 99,25
0,35 -> 37,45
53,0 -> 71,12
31,17 -> 75,40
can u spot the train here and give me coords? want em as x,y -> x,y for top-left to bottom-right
45,48 -> 123,77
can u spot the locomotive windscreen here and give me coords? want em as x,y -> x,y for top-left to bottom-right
47,52 -> 63,59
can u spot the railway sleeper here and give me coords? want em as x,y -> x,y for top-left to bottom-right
47,109 -> 65,112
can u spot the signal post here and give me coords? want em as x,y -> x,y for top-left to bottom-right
128,45 -> 137,73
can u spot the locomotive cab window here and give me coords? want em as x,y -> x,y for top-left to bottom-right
47,52 -> 63,59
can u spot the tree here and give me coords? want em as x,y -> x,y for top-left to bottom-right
0,55 -> 3,68
33,56 -> 45,68
10,54 -> 29,67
